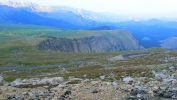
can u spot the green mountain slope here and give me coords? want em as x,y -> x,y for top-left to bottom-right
0,24 -> 143,67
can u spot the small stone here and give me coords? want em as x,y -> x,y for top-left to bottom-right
172,95 -> 177,99
44,92 -> 50,97
28,92 -> 33,96
83,74 -> 87,78
126,96 -> 135,100
22,92 -> 28,95
135,86 -> 143,90
130,89 -> 138,96
112,81 -> 118,86
58,91 -> 65,95
159,86 -> 166,90
71,91 -> 77,96
103,82 -> 111,85
91,81 -> 98,86
4,93 -> 11,99
92,89 -> 99,93
100,75 -> 105,79
7,96 -> 12,99
97,80 -> 102,84
50,93 -> 55,97
43,86 -> 49,89
58,97 -> 65,100
154,91 -> 164,97
38,92 -> 44,96
137,93 -> 142,97
75,88 -> 80,92
64,90 -> 71,95
85,86 -> 91,89
123,77 -> 133,83
163,92 -> 173,98
152,86 -> 159,91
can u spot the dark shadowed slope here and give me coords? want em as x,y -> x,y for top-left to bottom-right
38,30 -> 143,52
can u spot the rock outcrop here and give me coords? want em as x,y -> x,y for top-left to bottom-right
38,30 -> 143,52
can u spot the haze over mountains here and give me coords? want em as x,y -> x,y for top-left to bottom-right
0,1 -> 177,49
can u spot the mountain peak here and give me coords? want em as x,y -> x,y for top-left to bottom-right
0,1 -> 36,7
0,0 -> 54,12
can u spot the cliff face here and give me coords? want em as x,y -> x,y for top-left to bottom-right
38,30 -> 143,52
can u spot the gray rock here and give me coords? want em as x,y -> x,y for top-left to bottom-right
64,90 -> 71,95
43,86 -> 49,89
0,76 -> 4,86
130,89 -> 138,96
53,77 -> 64,83
175,70 -> 177,80
38,31 -> 143,52
100,75 -> 105,79
38,92 -> 44,96
92,89 -> 99,93
85,86 -> 91,89
112,81 -> 118,86
163,91 -> 173,98
44,92 -> 50,97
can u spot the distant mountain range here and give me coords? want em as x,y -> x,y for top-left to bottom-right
0,1 -> 177,49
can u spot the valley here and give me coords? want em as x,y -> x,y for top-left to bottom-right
0,24 -> 177,99
0,1 -> 177,99
0,24 -> 140,67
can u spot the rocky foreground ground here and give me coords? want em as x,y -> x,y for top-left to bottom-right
0,69 -> 177,100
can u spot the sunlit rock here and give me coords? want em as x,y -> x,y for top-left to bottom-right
100,75 -> 105,79
112,81 -> 118,86
123,77 -> 134,83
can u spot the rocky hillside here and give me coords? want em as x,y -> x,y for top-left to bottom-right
38,30 -> 143,52
160,37 -> 177,50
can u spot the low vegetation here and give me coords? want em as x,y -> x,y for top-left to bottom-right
1,48 -> 176,83
0,24 -> 177,83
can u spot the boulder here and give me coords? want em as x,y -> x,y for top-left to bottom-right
53,77 -> 64,83
11,78 -> 22,87
123,77 -> 134,83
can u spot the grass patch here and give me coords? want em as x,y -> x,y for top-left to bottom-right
4,77 -> 17,82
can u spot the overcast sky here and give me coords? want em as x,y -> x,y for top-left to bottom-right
1,0 -> 177,19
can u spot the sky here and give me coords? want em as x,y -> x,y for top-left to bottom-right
1,0 -> 177,19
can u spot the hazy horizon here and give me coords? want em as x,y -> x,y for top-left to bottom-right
1,0 -> 177,20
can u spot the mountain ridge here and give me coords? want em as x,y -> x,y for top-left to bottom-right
0,1 -> 54,12
1,1 -> 177,49
38,30 -> 143,52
